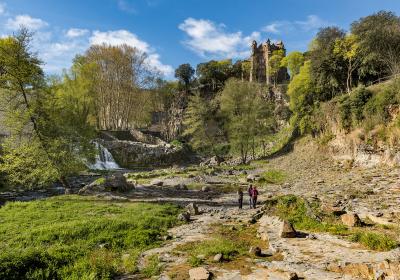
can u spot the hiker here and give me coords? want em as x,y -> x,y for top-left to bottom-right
237,187 -> 243,209
252,186 -> 259,208
247,184 -> 253,208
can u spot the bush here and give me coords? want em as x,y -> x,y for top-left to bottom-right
258,170 -> 286,184
350,232 -> 398,251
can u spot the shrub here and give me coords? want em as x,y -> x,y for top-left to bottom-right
258,170 -> 286,184
350,232 -> 398,251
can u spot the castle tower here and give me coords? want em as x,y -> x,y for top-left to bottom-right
249,39 -> 288,85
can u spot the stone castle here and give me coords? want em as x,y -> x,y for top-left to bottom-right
249,39 -> 289,85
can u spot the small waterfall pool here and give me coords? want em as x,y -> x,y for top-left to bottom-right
88,142 -> 121,170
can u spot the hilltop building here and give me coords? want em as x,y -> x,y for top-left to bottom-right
249,39 -> 289,85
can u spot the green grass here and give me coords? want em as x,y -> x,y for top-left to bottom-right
258,169 -> 287,184
350,232 -> 398,251
268,195 -> 398,251
0,195 -> 180,279
141,255 -> 163,278
176,224 -> 267,267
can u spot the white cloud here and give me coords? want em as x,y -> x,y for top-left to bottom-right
178,18 -> 260,58
6,14 -> 48,30
0,3 -> 6,15
90,30 -> 173,75
263,15 -> 330,35
295,15 -> 329,31
117,0 -> 137,14
66,28 -> 89,38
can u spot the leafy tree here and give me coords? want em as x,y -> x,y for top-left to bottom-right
333,34 -> 361,93
281,51 -> 305,79
182,93 -> 220,153
196,59 -> 238,95
219,79 -> 274,163
309,27 -> 347,100
84,44 -> 158,130
351,11 -> 400,78
174,63 -> 194,92
287,61 -> 316,134
0,29 -> 95,188
268,50 -> 285,86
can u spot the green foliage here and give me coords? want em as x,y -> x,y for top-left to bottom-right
0,29 -> 95,188
0,196 -> 180,279
174,63 -> 195,91
196,59 -> 240,94
141,255 -> 163,278
350,232 -> 398,251
338,86 -> 373,131
351,11 -> 400,77
258,170 -> 286,184
274,195 -> 348,235
281,51 -> 305,79
183,93 -> 221,154
310,27 -> 347,100
287,61 -> 316,134
219,79 -> 275,163
268,50 -> 285,86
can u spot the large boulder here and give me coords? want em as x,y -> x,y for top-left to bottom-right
341,213 -> 362,227
185,202 -> 199,215
189,267 -> 211,280
280,220 -> 297,238
79,174 -> 133,194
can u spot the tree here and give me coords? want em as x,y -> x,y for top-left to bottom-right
182,93 -> 220,153
281,51 -> 305,79
84,44 -> 158,130
0,29 -> 95,188
174,63 -> 194,92
287,61 -> 316,134
309,27 -> 347,100
219,79 -> 274,163
333,34 -> 361,93
268,50 -> 285,86
351,11 -> 400,77
196,59 -> 237,95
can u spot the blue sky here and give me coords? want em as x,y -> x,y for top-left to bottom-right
0,0 -> 399,78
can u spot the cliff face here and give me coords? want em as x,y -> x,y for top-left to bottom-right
98,130 -> 191,169
101,140 -> 188,169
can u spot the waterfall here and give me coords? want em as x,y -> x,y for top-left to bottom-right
89,142 -> 121,170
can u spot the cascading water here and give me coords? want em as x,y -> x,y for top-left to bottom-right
89,142 -> 120,170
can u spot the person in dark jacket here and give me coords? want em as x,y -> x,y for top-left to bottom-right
252,186 -> 259,208
237,187 -> 243,209
247,184 -> 253,209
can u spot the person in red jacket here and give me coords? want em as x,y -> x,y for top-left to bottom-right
252,186 -> 259,208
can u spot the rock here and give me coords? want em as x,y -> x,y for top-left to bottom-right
209,155 -> 224,166
249,246 -> 262,257
213,253 -> 223,262
150,179 -> 164,186
189,267 -> 211,280
201,186 -> 210,192
174,183 -> 188,190
280,220 -> 297,238
64,188 -> 72,195
246,174 -> 256,182
178,212 -> 191,222
341,213 -> 362,227
185,202 -> 199,215
162,234 -> 173,241
79,174 -> 133,194
284,272 -> 299,280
